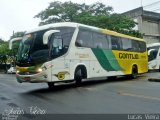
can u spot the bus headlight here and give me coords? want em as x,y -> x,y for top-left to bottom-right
37,68 -> 43,72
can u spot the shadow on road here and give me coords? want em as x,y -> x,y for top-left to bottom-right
22,76 -> 139,95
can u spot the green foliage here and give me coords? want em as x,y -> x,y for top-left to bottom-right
105,14 -> 143,38
0,54 -> 7,64
34,1 -> 113,25
0,32 -> 24,64
0,40 -> 9,64
0,40 -> 10,55
35,1 -> 142,38
10,31 -> 25,39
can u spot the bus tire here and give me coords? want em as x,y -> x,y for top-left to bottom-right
75,68 -> 82,86
48,82 -> 55,89
74,66 -> 87,86
130,65 -> 138,79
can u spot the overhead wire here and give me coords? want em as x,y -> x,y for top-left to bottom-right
152,8 -> 160,12
143,0 -> 160,12
143,0 -> 160,8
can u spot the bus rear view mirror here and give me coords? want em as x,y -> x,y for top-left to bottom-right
43,30 -> 60,45
9,37 -> 22,50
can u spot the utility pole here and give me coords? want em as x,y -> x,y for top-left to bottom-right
84,0 -> 86,10
13,31 -> 14,36
141,0 -> 143,7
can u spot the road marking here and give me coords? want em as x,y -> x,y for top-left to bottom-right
84,87 -> 97,91
78,87 -> 97,91
119,92 -> 160,101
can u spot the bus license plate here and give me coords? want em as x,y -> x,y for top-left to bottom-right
24,77 -> 31,81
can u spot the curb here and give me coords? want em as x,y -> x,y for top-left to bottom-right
148,78 -> 160,82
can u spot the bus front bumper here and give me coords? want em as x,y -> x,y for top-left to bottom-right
16,72 -> 49,83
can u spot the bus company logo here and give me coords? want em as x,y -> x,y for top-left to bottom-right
54,71 -> 70,80
75,53 -> 89,58
119,53 -> 139,59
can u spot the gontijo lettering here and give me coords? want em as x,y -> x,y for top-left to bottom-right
119,53 -> 139,59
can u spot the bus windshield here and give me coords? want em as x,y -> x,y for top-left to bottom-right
17,27 -> 75,66
147,46 -> 159,62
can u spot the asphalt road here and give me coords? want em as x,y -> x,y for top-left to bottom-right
0,72 -> 160,116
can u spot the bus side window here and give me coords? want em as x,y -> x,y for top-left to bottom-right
76,39 -> 83,47
76,29 -> 93,48
121,38 -> 132,51
112,45 -> 118,49
96,43 -> 103,48
111,36 -> 122,50
132,40 -> 140,52
139,42 -> 146,52
106,35 -> 112,49
149,50 -> 158,61
93,32 -> 109,49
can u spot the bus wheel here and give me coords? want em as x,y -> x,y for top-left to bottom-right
130,65 -> 138,79
48,82 -> 55,89
74,68 -> 83,86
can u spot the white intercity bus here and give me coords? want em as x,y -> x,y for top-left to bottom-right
9,22 -> 148,88
147,43 -> 160,71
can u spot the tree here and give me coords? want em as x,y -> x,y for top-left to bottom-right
34,1 -> 113,25
106,14 -> 143,38
0,54 -> 7,64
35,1 -> 142,38
0,39 -> 9,64
0,40 -> 10,55
0,32 -> 24,66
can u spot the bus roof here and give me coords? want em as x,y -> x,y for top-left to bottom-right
147,43 -> 160,47
26,22 -> 78,34
100,29 -> 143,41
26,22 -> 144,42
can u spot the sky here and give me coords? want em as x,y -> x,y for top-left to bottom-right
0,0 -> 160,40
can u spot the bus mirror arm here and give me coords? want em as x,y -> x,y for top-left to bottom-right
43,30 -> 60,45
9,37 -> 23,50
148,49 -> 156,56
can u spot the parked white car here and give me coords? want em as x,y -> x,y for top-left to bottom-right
7,67 -> 16,74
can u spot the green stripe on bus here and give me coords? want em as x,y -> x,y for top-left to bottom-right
102,49 -> 122,71
91,48 -> 115,71
91,48 -> 122,71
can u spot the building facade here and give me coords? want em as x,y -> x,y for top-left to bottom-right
123,7 -> 160,44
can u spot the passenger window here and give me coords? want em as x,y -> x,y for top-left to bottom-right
132,40 -> 140,52
111,36 -> 122,50
139,42 -> 146,52
76,29 -> 93,48
93,32 -> 109,49
122,38 -> 132,51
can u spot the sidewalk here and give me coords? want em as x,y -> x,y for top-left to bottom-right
148,71 -> 160,82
